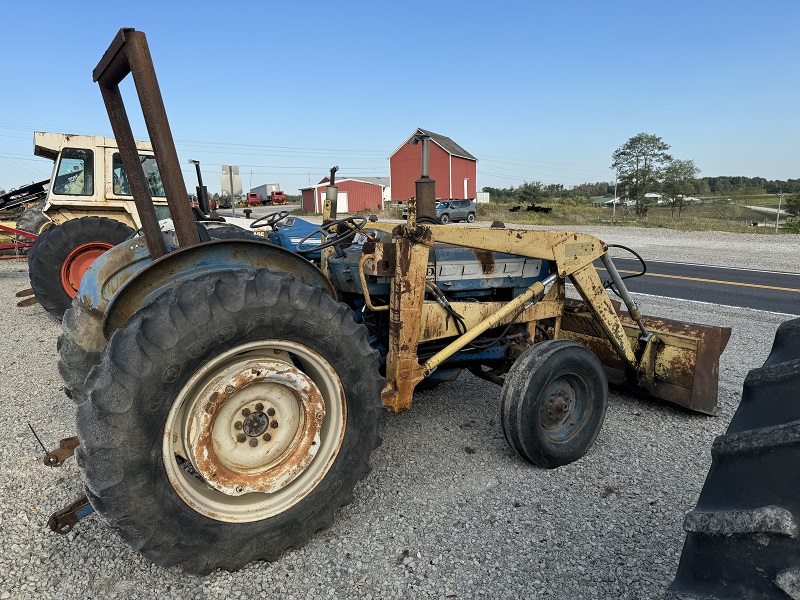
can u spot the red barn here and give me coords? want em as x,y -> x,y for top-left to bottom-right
389,128 -> 477,202
300,177 -> 388,214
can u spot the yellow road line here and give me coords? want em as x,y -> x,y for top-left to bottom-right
610,268 -> 800,293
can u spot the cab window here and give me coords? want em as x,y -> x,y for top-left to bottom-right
112,153 -> 166,197
54,148 -> 94,196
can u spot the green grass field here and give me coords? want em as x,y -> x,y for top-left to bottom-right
468,195 -> 794,234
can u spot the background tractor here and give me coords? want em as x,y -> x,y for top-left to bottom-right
48,28 -> 730,574
22,132 -> 170,318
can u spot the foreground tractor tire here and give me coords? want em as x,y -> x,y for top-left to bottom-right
29,216 -> 133,319
58,298 -> 106,403
74,269 -> 384,573
500,339 -> 608,468
668,317 -> 800,599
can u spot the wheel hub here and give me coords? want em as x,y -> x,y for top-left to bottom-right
188,359 -> 326,496
543,382 -> 575,428
241,409 -> 269,438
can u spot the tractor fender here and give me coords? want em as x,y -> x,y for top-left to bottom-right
101,239 -> 335,339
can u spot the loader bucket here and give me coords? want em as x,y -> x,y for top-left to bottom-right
558,300 -> 731,415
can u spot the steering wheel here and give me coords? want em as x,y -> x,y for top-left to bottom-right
295,216 -> 368,255
250,210 -> 290,230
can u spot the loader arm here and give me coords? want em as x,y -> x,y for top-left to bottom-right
364,222 -> 644,412
364,220 -> 727,415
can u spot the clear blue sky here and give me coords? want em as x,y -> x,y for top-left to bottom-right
2,1 -> 797,196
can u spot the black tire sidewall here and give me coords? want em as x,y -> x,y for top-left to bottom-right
78,269 -> 382,572
501,340 -> 608,468
29,217 -> 134,318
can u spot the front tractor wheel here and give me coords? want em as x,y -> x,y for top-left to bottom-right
500,339 -> 608,468
76,269 -> 383,573
28,216 -> 133,319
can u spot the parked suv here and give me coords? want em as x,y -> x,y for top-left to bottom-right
401,199 -> 477,224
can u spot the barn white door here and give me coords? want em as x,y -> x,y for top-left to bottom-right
320,191 -> 349,213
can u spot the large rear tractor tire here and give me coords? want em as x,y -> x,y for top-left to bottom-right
668,317 -> 800,599
74,269 -> 384,573
500,339 -> 608,468
29,216 -> 133,319
58,297 -> 106,403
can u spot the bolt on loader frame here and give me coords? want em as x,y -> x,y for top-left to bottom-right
45,28 -> 730,572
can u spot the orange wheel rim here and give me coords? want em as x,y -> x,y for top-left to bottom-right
60,242 -> 114,297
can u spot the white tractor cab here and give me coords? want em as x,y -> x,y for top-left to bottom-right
28,132 -> 170,318
34,131 -> 170,228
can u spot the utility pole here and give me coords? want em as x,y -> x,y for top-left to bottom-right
776,191 -> 785,233
610,168 -> 618,224
230,168 -> 236,217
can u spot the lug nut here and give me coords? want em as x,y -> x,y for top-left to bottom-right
267,408 -> 276,417
270,421 -> 279,429
255,403 -> 264,412
249,438 -> 258,447
237,433 -> 247,443
315,411 -> 324,422
263,433 -> 272,442
234,421 -> 243,430
242,408 -> 251,417
225,385 -> 235,395
235,485 -> 244,493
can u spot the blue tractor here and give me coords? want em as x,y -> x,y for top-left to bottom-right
47,29 -> 729,574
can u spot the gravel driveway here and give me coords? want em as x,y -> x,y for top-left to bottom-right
0,225 -> 796,599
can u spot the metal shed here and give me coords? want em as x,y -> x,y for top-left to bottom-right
300,177 -> 387,214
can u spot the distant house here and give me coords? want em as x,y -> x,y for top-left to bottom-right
389,128 -> 477,201
591,197 -> 627,207
645,192 -> 665,204
300,176 -> 388,214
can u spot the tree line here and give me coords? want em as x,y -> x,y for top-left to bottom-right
483,176 -> 800,202
483,133 -> 798,219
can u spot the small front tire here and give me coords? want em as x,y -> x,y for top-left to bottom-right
500,339 -> 608,468
466,212 -> 476,223
439,214 -> 450,224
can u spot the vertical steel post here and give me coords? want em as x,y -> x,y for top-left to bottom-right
93,28 -> 200,257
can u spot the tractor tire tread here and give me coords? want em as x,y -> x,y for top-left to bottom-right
76,268 -> 383,574
500,339 -> 607,468
669,317 -> 800,599
28,216 -> 134,319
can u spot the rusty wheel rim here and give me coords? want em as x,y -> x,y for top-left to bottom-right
60,242 -> 114,297
163,340 -> 346,522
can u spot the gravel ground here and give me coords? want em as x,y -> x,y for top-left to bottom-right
0,225 -> 796,600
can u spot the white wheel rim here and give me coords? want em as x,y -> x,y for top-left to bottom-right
163,340 -> 346,522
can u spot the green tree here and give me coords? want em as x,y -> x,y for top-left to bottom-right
612,133 -> 672,216
785,192 -> 800,217
663,159 -> 700,218
518,181 -> 544,205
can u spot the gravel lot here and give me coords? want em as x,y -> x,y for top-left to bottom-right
0,225 -> 796,599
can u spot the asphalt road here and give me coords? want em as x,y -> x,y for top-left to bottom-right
602,257 -> 800,315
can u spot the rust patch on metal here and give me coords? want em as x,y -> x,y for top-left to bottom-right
474,249 -> 495,275
190,360 -> 325,496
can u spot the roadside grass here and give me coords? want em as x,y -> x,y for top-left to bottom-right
375,194 -> 795,234
474,196 -> 793,234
